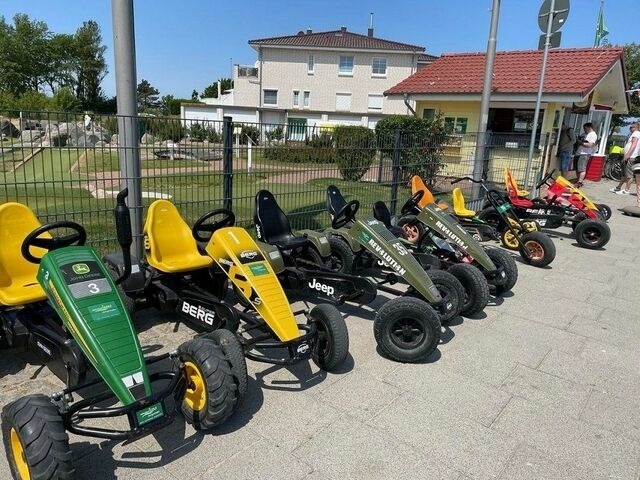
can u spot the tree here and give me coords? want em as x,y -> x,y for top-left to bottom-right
201,78 -> 233,99
73,21 -> 107,109
137,79 -> 160,112
191,89 -> 199,101
609,43 -> 640,136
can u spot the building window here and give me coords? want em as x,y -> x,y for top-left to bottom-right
308,55 -> 314,74
293,90 -> 300,107
444,117 -> 468,134
368,94 -> 383,111
263,89 -> 277,105
422,108 -> 436,120
336,93 -> 352,111
339,56 -> 354,75
372,57 -> 387,76
303,91 -> 310,107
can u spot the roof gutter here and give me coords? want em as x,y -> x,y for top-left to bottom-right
403,93 -> 417,117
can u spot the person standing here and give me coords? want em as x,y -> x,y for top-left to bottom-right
574,122 -> 598,187
557,122 -> 575,178
610,122 -> 640,194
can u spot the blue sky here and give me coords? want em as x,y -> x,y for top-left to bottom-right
1,0 -> 633,99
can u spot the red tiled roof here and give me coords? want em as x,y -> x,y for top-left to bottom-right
249,28 -> 425,52
385,47 -> 624,96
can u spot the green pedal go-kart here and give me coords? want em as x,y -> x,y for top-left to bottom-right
0,199 -> 242,480
106,191 -> 349,373
253,189 -> 457,363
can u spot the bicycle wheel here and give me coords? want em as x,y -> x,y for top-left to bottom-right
609,160 -> 623,182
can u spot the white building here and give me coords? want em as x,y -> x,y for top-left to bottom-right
181,26 -> 435,137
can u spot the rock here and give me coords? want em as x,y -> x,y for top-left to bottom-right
94,140 -> 109,147
140,133 -> 156,144
0,119 -> 20,138
111,134 -> 119,145
21,130 -> 44,142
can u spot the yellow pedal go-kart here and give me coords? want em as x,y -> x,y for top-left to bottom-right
106,192 -> 349,375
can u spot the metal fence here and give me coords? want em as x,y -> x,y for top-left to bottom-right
0,111 -> 551,252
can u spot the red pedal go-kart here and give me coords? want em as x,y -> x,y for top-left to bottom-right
479,169 -> 611,250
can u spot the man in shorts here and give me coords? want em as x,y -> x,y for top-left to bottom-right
574,122 -> 598,187
610,122 -> 640,195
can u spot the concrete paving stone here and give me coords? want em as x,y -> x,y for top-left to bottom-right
500,364 -> 591,419
580,389 -> 640,443
491,397 -> 640,480
494,443 -> 588,480
370,393 -> 517,480
241,386 -> 342,453
295,413 -> 460,480
596,307 -> 640,334
500,296 -> 601,329
579,337 -> 640,370
383,362 -> 511,427
583,292 -> 635,314
566,316 -> 638,352
199,438 -> 313,480
489,313 -> 587,355
538,349 -> 640,400
316,369 -> 403,422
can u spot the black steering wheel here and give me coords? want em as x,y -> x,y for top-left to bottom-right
331,200 -> 359,229
401,190 -> 424,215
21,221 -> 87,264
192,209 -> 235,242
536,169 -> 556,189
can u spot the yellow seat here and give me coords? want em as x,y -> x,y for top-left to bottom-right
410,175 -> 449,210
0,203 -> 47,306
144,200 -> 213,273
452,188 -> 476,218
504,168 -> 529,197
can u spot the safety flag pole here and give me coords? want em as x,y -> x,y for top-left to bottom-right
594,0 -> 609,47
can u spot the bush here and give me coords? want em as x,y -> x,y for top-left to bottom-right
189,123 -> 207,141
375,115 -> 448,184
240,125 -> 260,145
334,126 -> 376,181
265,126 -> 283,143
141,117 -> 186,142
263,145 -> 336,164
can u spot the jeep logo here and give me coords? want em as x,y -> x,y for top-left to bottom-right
308,278 -> 335,296
240,250 -> 258,260
72,263 -> 90,275
181,301 -> 215,325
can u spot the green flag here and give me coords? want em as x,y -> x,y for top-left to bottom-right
594,2 -> 609,47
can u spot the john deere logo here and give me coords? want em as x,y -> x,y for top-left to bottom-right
72,263 -> 90,275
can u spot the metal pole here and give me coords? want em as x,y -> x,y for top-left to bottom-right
111,0 -> 142,258
389,128 -> 402,216
472,0 -> 500,199
524,0 -> 556,190
222,116 -> 234,211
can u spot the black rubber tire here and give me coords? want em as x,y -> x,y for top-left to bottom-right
574,219 -> 611,250
328,236 -> 354,273
309,304 -> 349,371
518,231 -> 556,267
177,337 -> 238,430
373,296 -> 441,363
426,269 -> 464,323
203,329 -> 248,406
571,212 -> 587,231
296,246 -> 324,269
106,264 -> 136,315
2,394 -> 74,480
447,263 -> 490,316
484,247 -> 518,294
595,203 -> 612,221
477,207 -> 507,231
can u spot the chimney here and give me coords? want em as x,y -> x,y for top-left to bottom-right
340,26 -> 347,33
368,13 -> 374,37
306,27 -> 312,34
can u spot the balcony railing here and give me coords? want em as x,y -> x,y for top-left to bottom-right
237,66 -> 258,78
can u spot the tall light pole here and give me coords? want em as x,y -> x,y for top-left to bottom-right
472,0 -> 500,200
111,0 -> 142,257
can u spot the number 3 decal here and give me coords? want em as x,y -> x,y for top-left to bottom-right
87,283 -> 100,294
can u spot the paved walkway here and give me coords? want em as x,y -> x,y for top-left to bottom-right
1,177 -> 640,479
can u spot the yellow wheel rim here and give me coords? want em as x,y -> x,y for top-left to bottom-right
523,221 -> 539,232
502,231 -> 520,249
10,427 -> 30,480
183,361 -> 207,412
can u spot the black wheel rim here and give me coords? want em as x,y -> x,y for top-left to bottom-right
389,317 -> 426,349
582,226 -> 602,244
329,252 -> 344,271
315,322 -> 333,362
